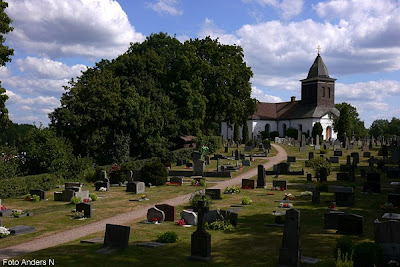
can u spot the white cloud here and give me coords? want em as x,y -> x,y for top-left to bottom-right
7,0 -> 145,59
244,0 -> 304,19
199,18 -> 240,45
251,86 -> 283,102
147,0 -> 183,16
336,80 -> 400,102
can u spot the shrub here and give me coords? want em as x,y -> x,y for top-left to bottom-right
260,130 -> 270,140
195,136 -> 222,154
89,193 -> 98,201
334,236 -> 354,260
224,186 -> 241,194
262,139 -> 271,148
308,157 -> 331,177
242,196 -> 252,205
320,148 -> 327,154
157,231 -> 178,243
245,139 -> 255,147
189,191 -> 211,208
70,196 -> 81,204
141,159 -> 168,186
109,164 -> 125,184
205,219 -> 234,231
191,179 -> 206,187
32,195 -> 40,202
24,194 -> 32,201
353,242 -> 383,267
162,148 -> 193,163
285,127 -> 298,139
270,131 -> 279,139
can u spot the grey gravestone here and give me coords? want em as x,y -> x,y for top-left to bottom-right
374,220 -> 400,263
319,167 -> 328,182
155,204 -> 176,221
242,179 -> 255,189
324,211 -> 345,229
244,146 -> 252,152
181,210 -> 197,225
170,176 -> 184,185
329,157 -> 339,163
336,172 -> 349,181
126,181 -> 145,194
193,160 -> 205,176
0,209 -> 13,217
190,201 -> 212,261
235,150 -> 239,160
147,207 -> 165,223
315,134 -> 320,150
104,224 -> 130,249
273,180 -> 287,190
312,190 -> 320,204
309,152 -> 314,160
334,187 -> 355,207
205,189 -> 222,200
8,225 -> 35,235
337,213 -> 363,235
30,189 -> 45,200
334,150 -> 343,157
242,159 -> 251,166
278,209 -> 301,267
76,202 -> 92,218
362,146 -> 369,152
257,165 -> 266,188
192,151 -> 202,161
287,156 -> 296,163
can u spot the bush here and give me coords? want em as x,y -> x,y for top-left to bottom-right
334,236 -> 354,260
141,159 -> 168,186
285,127 -> 298,139
189,191 -> 211,208
353,242 -> 383,267
0,173 -> 58,199
245,139 -> 255,147
241,196 -> 252,205
320,148 -> 327,154
224,186 -> 241,194
89,193 -> 98,201
316,183 -> 329,192
205,219 -> 234,231
195,136 -> 222,154
24,193 -> 32,201
156,231 -> 179,243
162,148 -> 193,163
270,131 -> 279,139
191,179 -> 206,187
32,195 -> 40,202
260,130 -> 270,140
308,157 -> 331,177
70,196 -> 81,204
262,139 -> 271,148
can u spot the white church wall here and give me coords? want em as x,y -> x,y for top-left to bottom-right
314,114 -> 338,140
251,120 -> 278,138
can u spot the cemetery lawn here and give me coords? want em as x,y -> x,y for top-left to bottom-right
7,143 -> 396,266
0,145 -> 274,250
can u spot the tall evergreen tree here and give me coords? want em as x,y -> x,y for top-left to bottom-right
242,121 -> 249,144
233,122 -> 240,143
336,104 -> 351,141
311,122 -> 323,144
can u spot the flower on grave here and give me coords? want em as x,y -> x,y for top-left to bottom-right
1,205 -> 6,210
99,187 -> 107,192
12,210 -> 22,217
175,219 -> 186,226
83,198 -> 90,203
242,185 -> 252,189
150,217 -> 158,222
74,210 -> 85,218
380,202 -> 395,210
280,187 -> 285,191
141,194 -> 147,199
301,191 -> 313,196
279,203 -> 293,208
0,226 -> 10,238
267,193 -> 274,196
166,182 -> 171,186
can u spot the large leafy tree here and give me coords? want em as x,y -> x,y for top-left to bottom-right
0,0 -> 14,127
334,102 -> 367,139
50,33 -> 256,164
336,104 -> 351,141
369,117 -> 400,137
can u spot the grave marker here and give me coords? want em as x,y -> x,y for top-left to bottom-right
278,209 -> 301,267
155,204 -> 176,221
147,207 -> 165,223
104,224 -> 130,249
257,165 -> 266,188
190,201 -> 211,261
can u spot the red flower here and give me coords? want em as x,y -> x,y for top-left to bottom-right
280,187 -> 285,191
83,198 -> 90,203
166,182 -> 171,186
150,217 -> 158,222
1,205 -> 6,210
176,219 -> 186,226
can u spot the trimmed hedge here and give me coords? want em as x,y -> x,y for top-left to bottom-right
0,173 -> 59,199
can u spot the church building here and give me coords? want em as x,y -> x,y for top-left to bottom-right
221,49 -> 340,141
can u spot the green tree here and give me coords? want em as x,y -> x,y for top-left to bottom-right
233,122 -> 240,143
336,104 -> 351,141
285,127 -> 298,139
369,119 -> 389,138
311,122 -> 323,144
0,0 -> 14,127
334,103 -> 367,138
242,120 -> 249,144
388,117 -> 400,136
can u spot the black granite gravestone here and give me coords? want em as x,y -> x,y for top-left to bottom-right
104,224 -> 130,249
190,200 -> 211,261
76,202 -> 92,218
278,209 -> 301,266
257,165 -> 266,188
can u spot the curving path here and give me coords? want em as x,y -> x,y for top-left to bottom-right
0,144 -> 287,259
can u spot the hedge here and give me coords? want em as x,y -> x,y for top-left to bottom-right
0,173 -> 59,199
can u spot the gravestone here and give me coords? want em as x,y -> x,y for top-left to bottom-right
388,194 -> 400,207
337,213 -> 363,235
0,209 -> 13,217
309,152 -> 314,160
190,201 -> 211,261
315,134 -> 320,150
126,181 -> 145,194
155,204 -> 176,221
235,150 -> 239,160
363,152 -> 371,158
324,211 -> 345,229
273,180 -> 287,190
351,152 -> 359,164
147,207 -> 165,223
204,155 -> 210,165
95,180 -> 110,191
104,224 -> 130,249
278,209 -> 301,267
334,187 -> 355,206
319,167 -> 328,182
329,157 -> 339,163
244,146 -> 252,152
186,162 -> 193,168
205,209 -> 238,226
192,151 -> 202,161
363,173 -> 381,193
336,172 -> 349,181
257,165 -> 266,188
374,220 -> 400,263
346,155 -> 351,166
334,139 -> 341,151
76,202 -> 92,218
242,179 -> 255,189
224,146 -> 228,153
307,173 -> 312,181
348,167 -> 355,182
8,225 -> 35,235
181,210 -> 197,225
193,160 -> 205,176
278,163 -> 290,174
29,189 -> 45,200
170,176 -> 184,186
205,189 -> 222,200
334,150 -> 343,157
287,156 -> 296,163
242,159 -> 251,166
312,190 -> 320,204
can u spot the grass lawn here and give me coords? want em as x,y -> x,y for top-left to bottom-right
4,143 -> 396,266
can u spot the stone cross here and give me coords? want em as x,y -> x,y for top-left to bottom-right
317,45 -> 321,55
190,200 -> 211,260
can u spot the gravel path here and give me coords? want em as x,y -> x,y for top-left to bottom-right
0,144 -> 287,259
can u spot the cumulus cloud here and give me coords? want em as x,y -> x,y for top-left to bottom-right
336,80 -> 400,102
6,0 -> 145,59
199,18 -> 240,45
251,86 -> 283,102
147,0 -> 183,16
244,0 -> 304,19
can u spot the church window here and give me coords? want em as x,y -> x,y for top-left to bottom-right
322,87 -> 325,97
298,124 -> 303,132
328,87 -> 331,98
265,124 -> 270,133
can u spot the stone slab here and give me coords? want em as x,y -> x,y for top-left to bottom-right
8,225 -> 35,235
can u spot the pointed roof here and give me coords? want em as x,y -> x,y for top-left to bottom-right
306,54 -> 330,79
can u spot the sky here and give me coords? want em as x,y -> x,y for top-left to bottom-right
1,0 -> 400,128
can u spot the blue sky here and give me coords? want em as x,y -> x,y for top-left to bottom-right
2,0 -> 400,127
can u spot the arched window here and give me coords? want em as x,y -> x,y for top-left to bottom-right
265,123 -> 270,133
283,124 -> 287,135
298,124 -> 303,132
328,87 -> 331,98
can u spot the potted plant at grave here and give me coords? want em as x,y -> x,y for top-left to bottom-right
73,210 -> 85,219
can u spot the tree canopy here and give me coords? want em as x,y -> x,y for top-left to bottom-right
0,0 -> 14,127
369,117 -> 400,137
334,102 -> 367,139
49,33 -> 256,164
